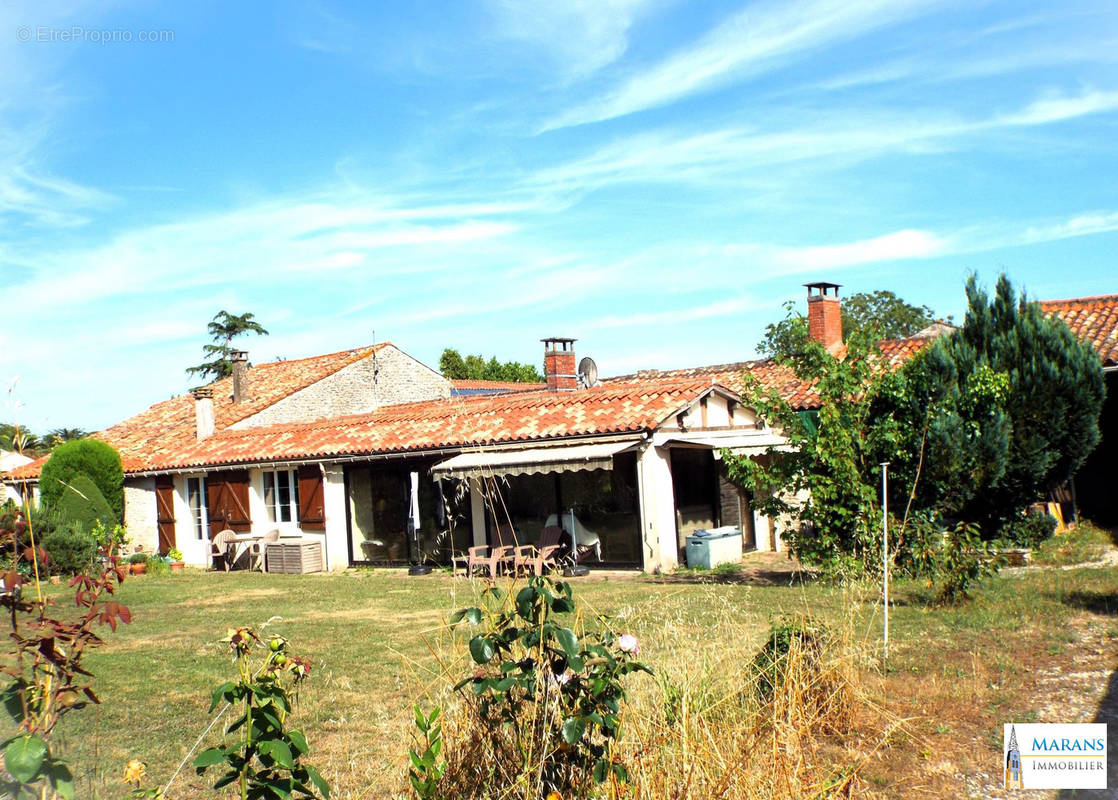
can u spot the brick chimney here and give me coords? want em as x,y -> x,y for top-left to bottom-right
804,282 -> 843,354
191,386 -> 215,440
542,337 -> 578,392
231,350 -> 249,404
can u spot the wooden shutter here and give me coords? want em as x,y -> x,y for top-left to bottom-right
298,465 -> 326,530
207,470 -> 252,534
155,476 -> 176,554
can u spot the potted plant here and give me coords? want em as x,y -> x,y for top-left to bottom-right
128,552 -> 149,575
167,546 -> 185,572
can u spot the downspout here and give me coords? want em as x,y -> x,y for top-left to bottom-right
319,462 -> 330,570
343,466 -> 354,567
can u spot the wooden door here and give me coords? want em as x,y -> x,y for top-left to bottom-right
207,470 -> 252,535
155,476 -> 176,554
298,465 -> 325,530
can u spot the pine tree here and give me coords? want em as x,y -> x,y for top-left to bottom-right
876,275 -> 1105,535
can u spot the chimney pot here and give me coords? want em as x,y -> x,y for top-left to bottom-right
541,337 -> 578,392
804,282 -> 843,354
191,386 -> 215,439
232,350 -> 249,403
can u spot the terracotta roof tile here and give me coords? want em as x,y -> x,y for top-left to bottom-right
33,292 -> 1118,481
604,335 -> 939,411
141,379 -> 719,471
1041,294 -> 1118,366
450,379 -> 547,394
4,345 -> 382,480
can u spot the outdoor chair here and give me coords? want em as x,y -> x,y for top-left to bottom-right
453,524 -> 519,578
210,529 -> 237,571
251,529 -> 281,571
523,525 -> 566,575
495,523 -> 538,576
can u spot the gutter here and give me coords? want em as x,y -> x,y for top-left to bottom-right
124,432 -> 648,478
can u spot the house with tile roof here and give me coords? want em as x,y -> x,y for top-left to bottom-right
3,333 -> 786,573
0,450 -> 32,504
0,284 -> 964,574
5,284 -> 1110,573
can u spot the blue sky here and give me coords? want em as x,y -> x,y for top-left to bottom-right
2,0 -> 1116,433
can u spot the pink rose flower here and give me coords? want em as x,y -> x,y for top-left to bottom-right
617,634 -> 639,655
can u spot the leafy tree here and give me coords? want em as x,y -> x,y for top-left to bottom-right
186,310 -> 269,381
725,328 -> 894,575
39,440 -> 124,523
0,424 -> 45,457
757,290 -> 936,359
873,275 -> 1105,537
439,348 -> 543,382
439,349 -> 467,378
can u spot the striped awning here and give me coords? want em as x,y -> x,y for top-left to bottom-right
430,440 -> 636,480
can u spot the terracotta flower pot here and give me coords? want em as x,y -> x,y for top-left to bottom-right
130,562 -> 147,575
170,561 -> 184,573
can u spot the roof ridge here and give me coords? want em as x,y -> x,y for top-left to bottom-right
1040,294 -> 1118,306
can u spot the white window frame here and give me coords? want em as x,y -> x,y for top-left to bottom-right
262,469 -> 300,525
186,476 -> 208,541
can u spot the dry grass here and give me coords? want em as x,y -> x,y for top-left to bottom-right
19,548 -> 1117,799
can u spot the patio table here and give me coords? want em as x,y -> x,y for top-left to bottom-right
229,532 -> 263,570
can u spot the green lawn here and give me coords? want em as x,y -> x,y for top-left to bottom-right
13,553 -> 1118,799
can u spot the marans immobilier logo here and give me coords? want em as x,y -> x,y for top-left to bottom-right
1004,723 -> 1108,790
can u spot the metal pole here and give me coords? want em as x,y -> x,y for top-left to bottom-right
880,462 -> 890,661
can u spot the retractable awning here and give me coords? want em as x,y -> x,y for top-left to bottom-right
657,431 -> 790,455
430,440 -> 637,480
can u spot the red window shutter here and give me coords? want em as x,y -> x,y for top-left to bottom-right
298,465 -> 325,530
155,476 -> 176,554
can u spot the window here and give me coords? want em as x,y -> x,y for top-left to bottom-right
262,469 -> 300,524
186,477 -> 208,541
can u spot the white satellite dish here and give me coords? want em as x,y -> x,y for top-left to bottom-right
577,357 -> 599,388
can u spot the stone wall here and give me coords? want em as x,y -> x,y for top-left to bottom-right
123,477 -> 158,553
235,345 -> 451,428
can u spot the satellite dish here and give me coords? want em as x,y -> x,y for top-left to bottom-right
577,357 -> 598,388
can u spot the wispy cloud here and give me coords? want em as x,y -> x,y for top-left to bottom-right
485,0 -> 657,80
711,211 -> 1118,282
544,0 -> 943,129
530,87 -> 1118,193
813,37 -> 1118,92
987,210 -> 1118,249
586,296 -> 764,330
722,229 -> 949,272
0,188 -> 525,312
995,89 -> 1118,126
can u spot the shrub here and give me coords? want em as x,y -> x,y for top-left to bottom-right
0,540 -> 130,798
145,555 -> 169,577
936,521 -> 1002,605
54,474 -> 116,532
193,628 -> 328,799
1033,521 -> 1113,566
39,440 -> 124,523
40,521 -> 99,576
999,511 -> 1058,548
430,576 -> 651,798
750,617 -> 828,702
